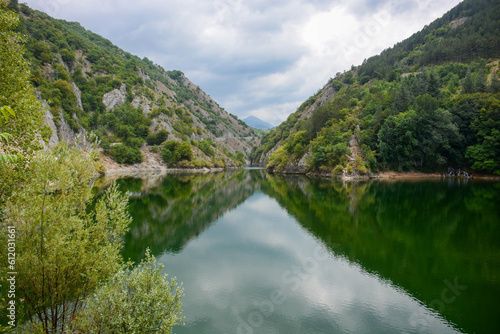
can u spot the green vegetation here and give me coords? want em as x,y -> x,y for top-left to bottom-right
161,140 -> 194,167
192,137 -> 217,157
72,249 -> 184,333
0,144 -> 130,332
109,143 -> 143,164
0,0 -> 43,202
13,2 -> 254,165
146,128 -> 169,146
0,107 -> 21,163
224,149 -> 245,167
257,0 -> 500,175
0,1 -> 42,164
0,4 -> 183,332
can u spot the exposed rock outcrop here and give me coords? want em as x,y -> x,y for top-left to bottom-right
57,111 -> 80,145
44,105 -> 59,148
103,83 -> 127,111
72,82 -> 83,110
282,151 -> 311,174
131,95 -> 151,114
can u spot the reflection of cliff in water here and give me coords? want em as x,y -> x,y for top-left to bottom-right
96,170 -> 264,262
260,174 -> 500,334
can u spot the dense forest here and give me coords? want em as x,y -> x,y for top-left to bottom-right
253,0 -> 500,176
12,1 -> 257,167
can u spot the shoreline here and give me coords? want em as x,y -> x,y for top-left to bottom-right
101,162 -> 500,181
103,166 -> 239,176
347,171 -> 500,181
281,169 -> 500,181
99,150 -> 241,176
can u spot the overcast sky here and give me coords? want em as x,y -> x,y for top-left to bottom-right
23,0 -> 462,125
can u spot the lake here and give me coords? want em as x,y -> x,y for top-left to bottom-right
97,169 -> 500,334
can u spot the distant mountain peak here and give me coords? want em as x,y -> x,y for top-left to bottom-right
243,116 -> 274,130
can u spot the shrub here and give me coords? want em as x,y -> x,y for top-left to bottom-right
161,140 -> 193,167
354,156 -> 368,174
126,137 -> 144,149
197,138 -> 216,157
72,250 -> 184,333
267,146 -> 289,172
213,159 -> 226,168
146,129 -> 169,146
333,164 -> 344,176
109,144 -> 142,164
59,48 -> 75,64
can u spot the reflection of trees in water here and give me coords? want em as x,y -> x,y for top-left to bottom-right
96,171 -> 499,334
96,170 -> 264,262
261,175 -> 500,334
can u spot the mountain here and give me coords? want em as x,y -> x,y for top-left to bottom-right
14,2 -> 259,167
252,0 -> 500,176
243,116 -> 274,130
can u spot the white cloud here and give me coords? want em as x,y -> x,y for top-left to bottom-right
24,0 -> 463,124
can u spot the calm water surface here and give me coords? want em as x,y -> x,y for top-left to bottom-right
97,169 -> 500,334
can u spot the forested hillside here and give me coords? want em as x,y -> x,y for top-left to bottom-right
13,1 -> 258,167
253,0 -> 500,176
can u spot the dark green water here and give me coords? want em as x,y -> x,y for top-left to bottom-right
98,169 -> 500,334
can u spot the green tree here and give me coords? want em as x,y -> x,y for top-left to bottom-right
72,249 -> 184,334
59,48 -> 75,64
466,99 -> 500,174
0,3 -> 43,201
392,84 -> 414,114
309,123 -> 351,171
146,129 -> 169,146
234,151 -> 245,166
378,111 -> 419,170
462,69 -> 475,94
196,138 -> 216,157
0,3 -> 42,153
177,141 -> 193,162
161,140 -> 180,165
427,70 -> 441,98
475,70 -> 487,93
161,140 -> 193,167
379,95 -> 460,170
0,144 -> 131,332
488,72 -> 500,93
0,106 -> 20,163
267,145 -> 289,172
110,143 -> 143,164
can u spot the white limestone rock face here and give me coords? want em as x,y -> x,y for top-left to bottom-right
72,82 -> 83,110
43,105 -> 59,148
103,83 -> 127,111
57,111 -> 79,145
131,95 -> 151,115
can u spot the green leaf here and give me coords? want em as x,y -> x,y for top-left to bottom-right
0,132 -> 12,142
0,106 -> 15,124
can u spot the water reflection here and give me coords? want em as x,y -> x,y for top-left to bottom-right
96,171 -> 500,334
261,175 -> 500,334
96,170 -> 262,261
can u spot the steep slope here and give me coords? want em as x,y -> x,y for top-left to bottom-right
15,3 -> 259,167
253,0 -> 500,176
